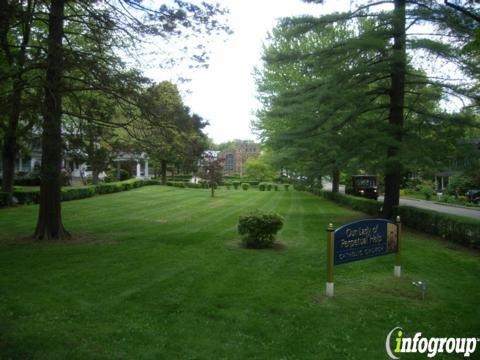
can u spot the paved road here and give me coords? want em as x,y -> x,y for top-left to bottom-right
323,182 -> 480,220
378,196 -> 480,220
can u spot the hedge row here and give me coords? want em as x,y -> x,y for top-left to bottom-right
258,182 -> 290,191
319,190 -> 381,216
166,181 -> 204,189
315,190 -> 480,249
394,206 -> 480,248
9,179 -> 161,205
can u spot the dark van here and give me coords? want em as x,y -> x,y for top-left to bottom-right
345,175 -> 379,200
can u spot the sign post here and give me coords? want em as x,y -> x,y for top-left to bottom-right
394,216 -> 401,278
326,217 -> 401,297
326,223 -> 335,297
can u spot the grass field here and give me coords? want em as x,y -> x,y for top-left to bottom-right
0,186 -> 479,359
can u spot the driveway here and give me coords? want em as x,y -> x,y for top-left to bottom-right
322,181 -> 480,220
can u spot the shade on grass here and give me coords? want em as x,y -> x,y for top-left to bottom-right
0,187 -> 479,359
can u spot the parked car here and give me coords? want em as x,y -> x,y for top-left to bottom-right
466,189 -> 480,204
345,175 -> 379,200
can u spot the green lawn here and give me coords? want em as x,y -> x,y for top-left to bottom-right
0,187 -> 479,359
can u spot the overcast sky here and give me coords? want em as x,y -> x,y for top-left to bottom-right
142,0 -> 354,144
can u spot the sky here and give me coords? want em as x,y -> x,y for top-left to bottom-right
142,0 -> 354,144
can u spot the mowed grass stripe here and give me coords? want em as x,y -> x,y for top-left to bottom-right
0,187 -> 479,359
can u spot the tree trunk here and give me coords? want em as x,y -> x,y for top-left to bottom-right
382,0 -> 406,219
161,159 -> 167,185
1,131 -> 16,204
87,125 -> 98,185
34,0 -> 68,240
332,167 -> 340,193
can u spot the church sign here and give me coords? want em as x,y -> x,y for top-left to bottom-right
325,217 -> 402,297
334,219 -> 398,265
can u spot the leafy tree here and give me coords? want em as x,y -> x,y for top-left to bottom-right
127,81 -> 209,184
200,152 -> 224,197
0,0 -> 42,203
244,156 -> 275,181
25,0 -> 230,239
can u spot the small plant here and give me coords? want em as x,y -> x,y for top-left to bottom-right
273,184 -> 279,191
238,211 -> 284,248
225,181 -> 232,190
241,183 -> 250,191
284,184 -> 290,191
266,183 -> 272,191
233,181 -> 241,190
259,182 -> 267,191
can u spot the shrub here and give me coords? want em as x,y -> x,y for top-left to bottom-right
13,189 -> 40,204
259,182 -> 267,191
61,187 -> 97,201
419,183 -> 435,200
266,183 -> 272,191
447,175 -> 473,196
225,181 -> 232,190
273,184 -> 279,191
238,212 -> 284,248
233,181 -> 241,190
294,183 -> 306,191
108,169 -> 132,181
241,183 -> 250,191
284,184 -> 290,191
143,179 -> 161,186
13,174 -> 41,186
96,182 -> 123,194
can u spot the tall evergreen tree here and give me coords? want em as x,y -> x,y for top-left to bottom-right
256,0 -> 479,218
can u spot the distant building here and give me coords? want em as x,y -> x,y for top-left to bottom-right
219,140 -> 260,176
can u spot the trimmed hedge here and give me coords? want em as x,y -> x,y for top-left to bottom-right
394,206 -> 480,248
241,183 -> 250,190
319,191 -> 381,216
61,186 -> 97,201
166,181 -> 205,189
316,190 -> 480,249
11,179 -> 162,205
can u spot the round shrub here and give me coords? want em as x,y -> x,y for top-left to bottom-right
233,181 -> 241,190
266,183 -> 272,191
284,184 -> 290,191
225,181 -> 232,190
273,184 -> 279,191
238,212 -> 284,248
259,182 -> 267,191
241,183 -> 250,191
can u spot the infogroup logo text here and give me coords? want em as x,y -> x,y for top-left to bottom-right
386,327 -> 478,359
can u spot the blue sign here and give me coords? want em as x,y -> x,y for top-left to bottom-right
334,219 -> 398,265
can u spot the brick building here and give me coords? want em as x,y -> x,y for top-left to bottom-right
220,140 -> 260,176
